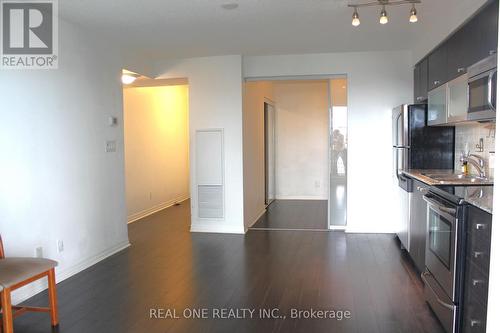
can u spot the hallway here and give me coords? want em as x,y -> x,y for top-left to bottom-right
13,202 -> 443,333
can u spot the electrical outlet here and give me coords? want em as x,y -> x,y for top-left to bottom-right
57,240 -> 64,253
35,247 -> 43,258
105,140 -> 117,153
315,180 -> 320,188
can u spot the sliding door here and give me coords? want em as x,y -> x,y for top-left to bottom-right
329,78 -> 348,228
264,102 -> 276,206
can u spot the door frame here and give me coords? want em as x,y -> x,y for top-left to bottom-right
245,74 -> 348,231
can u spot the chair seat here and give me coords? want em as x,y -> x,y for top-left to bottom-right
0,258 -> 57,288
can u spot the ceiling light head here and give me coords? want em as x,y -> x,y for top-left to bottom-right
221,3 -> 239,10
379,5 -> 388,25
409,4 -> 418,23
352,8 -> 360,27
121,74 -> 139,85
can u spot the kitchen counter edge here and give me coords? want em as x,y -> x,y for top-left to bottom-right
402,170 -> 493,215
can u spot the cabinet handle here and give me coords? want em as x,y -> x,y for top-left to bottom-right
475,223 -> 487,230
457,67 -> 465,73
434,80 -> 440,86
472,279 -> 485,286
471,320 -> 482,327
473,251 -> 485,258
490,50 -> 497,55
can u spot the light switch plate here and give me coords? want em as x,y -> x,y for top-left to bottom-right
108,116 -> 118,127
105,140 -> 117,153
57,240 -> 64,253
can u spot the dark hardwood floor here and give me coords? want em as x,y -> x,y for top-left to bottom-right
11,200 -> 444,333
251,200 -> 329,230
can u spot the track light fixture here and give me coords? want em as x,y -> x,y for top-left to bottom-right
379,5 -> 388,24
409,4 -> 418,23
352,8 -> 360,26
348,0 -> 421,26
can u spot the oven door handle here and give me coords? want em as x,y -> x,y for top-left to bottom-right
423,195 -> 457,216
488,70 -> 496,111
421,271 -> 455,311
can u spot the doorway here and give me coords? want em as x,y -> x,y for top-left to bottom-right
122,72 -> 191,224
246,78 -> 339,230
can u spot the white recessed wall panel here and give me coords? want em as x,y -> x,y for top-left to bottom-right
196,129 -> 224,186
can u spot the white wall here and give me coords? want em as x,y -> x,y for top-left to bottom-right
243,51 -> 413,233
273,80 -> 329,200
0,19 -> 130,303
153,56 -> 245,234
243,81 -> 273,229
123,85 -> 190,222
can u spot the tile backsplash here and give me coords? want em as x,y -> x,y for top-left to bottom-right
454,122 -> 496,177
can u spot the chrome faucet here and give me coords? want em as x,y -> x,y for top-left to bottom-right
461,153 -> 486,178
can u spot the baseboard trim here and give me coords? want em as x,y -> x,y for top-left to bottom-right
245,208 -> 267,232
190,222 -> 245,234
274,196 -> 328,200
345,227 -> 395,234
11,240 -> 131,305
329,225 -> 347,231
127,195 -> 190,224
250,228 -> 329,232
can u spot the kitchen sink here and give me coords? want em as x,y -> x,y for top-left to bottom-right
422,173 -> 494,185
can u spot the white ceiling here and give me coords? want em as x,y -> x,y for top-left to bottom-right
59,0 -> 488,61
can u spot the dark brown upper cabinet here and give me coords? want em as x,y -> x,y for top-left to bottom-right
446,26 -> 469,81
417,0 -> 498,95
428,43 -> 448,90
414,58 -> 428,103
478,0 -> 499,58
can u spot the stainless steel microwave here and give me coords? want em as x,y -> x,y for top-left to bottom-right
467,54 -> 497,121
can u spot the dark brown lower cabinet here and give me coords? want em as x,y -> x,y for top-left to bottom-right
409,180 -> 428,272
461,206 -> 492,333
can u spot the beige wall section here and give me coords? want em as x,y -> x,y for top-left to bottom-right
243,81 -> 274,229
273,80 -> 329,200
330,78 -> 348,106
124,85 -> 190,222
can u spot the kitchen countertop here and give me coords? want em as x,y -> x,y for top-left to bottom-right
402,169 -> 494,214
402,169 -> 456,186
461,186 -> 493,214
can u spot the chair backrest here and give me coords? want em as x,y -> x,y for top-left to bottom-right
0,234 -> 4,259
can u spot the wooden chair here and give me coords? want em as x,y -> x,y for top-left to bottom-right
0,235 -> 59,333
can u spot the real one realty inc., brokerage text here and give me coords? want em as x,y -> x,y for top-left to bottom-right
150,308 -> 352,320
